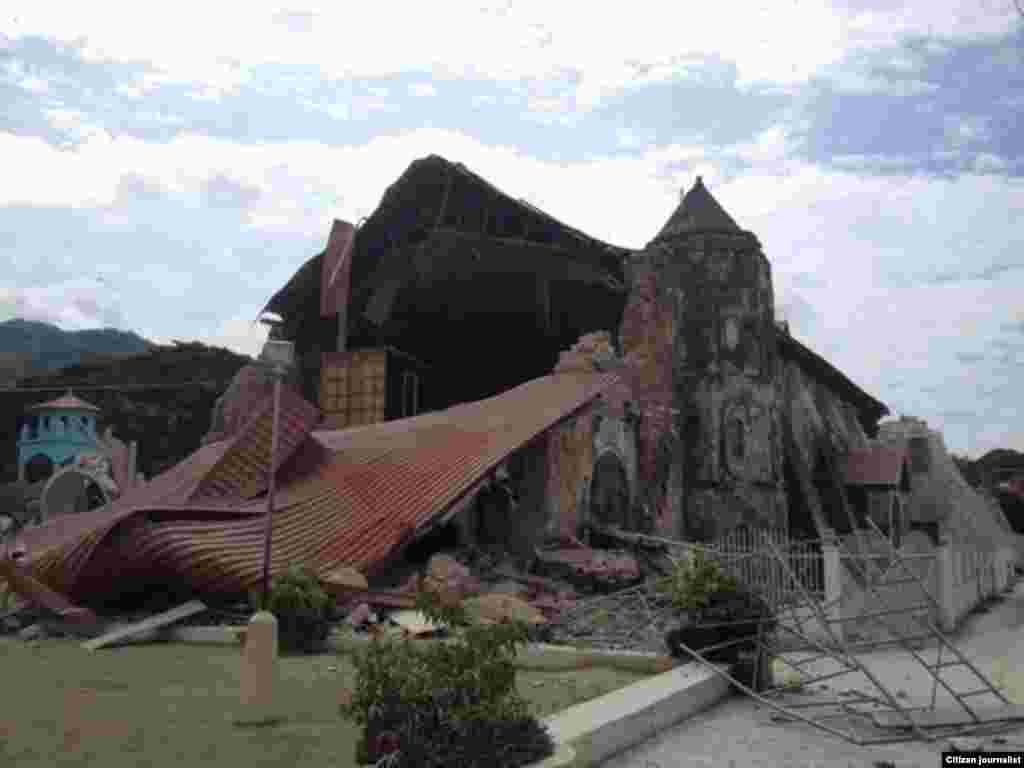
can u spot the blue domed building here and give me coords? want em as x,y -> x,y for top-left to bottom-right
17,391 -> 102,483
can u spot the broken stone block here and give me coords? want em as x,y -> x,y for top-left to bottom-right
463,594 -> 547,625
18,623 -> 43,641
423,554 -> 482,599
427,554 -> 470,583
323,566 -> 368,590
488,580 -> 528,596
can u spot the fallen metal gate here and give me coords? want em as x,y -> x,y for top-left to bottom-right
595,521 -> 1022,747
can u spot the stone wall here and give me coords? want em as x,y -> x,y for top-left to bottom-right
617,260 -> 682,537
618,224 -> 788,542
876,417 -> 1022,563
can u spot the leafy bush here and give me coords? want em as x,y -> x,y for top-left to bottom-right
266,565 -> 331,654
656,549 -> 740,614
659,549 -> 775,669
340,583 -> 555,767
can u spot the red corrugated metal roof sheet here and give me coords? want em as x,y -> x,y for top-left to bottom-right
10,371 -> 619,606
190,387 -> 320,501
841,445 -> 908,486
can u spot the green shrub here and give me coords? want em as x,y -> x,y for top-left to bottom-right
266,565 -> 331,654
659,548 -> 770,638
340,585 -> 555,767
656,549 -> 739,614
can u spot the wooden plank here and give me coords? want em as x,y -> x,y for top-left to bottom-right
82,600 -> 208,652
873,703 -> 1024,729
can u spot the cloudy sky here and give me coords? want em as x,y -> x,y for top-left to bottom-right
2,1 -> 1022,458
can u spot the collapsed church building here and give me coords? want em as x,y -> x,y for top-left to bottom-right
8,153 -> 1013,615
262,154 -> 889,547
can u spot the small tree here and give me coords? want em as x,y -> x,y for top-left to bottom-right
266,565 -> 331,654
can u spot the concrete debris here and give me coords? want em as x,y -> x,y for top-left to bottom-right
553,331 -> 616,374
18,623 -> 43,641
488,580 -> 529,596
389,610 -> 447,637
423,553 -> 482,599
322,566 -> 368,591
82,600 -> 208,652
464,593 -> 547,625
535,537 -> 641,591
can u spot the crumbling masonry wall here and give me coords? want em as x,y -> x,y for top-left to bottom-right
618,227 -> 787,542
616,265 -> 680,537
541,335 -> 640,541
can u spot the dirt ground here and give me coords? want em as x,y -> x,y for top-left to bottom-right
0,637 -> 646,768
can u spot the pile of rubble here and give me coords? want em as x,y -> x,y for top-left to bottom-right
325,552 -> 583,641
323,546 -> 676,654
552,331 -> 617,374
3,541 -> 676,653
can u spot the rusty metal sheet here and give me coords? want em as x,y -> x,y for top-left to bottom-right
10,371 -> 620,610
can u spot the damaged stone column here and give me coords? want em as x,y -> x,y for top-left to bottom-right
618,177 -> 788,542
549,332 -> 639,540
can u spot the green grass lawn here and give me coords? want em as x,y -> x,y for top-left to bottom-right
0,637 -> 646,768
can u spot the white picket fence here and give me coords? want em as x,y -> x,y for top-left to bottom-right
708,527 -> 825,609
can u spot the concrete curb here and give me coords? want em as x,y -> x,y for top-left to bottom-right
163,625 -> 678,674
535,662 -> 732,767
163,625 -> 731,766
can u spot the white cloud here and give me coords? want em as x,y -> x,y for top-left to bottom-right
2,112 -> 1021,453
5,0 -> 1017,111
410,81 -> 436,97
198,312 -> 268,357
0,277 -> 123,329
19,76 -> 49,94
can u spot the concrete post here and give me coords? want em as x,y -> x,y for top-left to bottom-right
234,611 -> 280,726
821,530 -> 843,643
936,532 -> 955,632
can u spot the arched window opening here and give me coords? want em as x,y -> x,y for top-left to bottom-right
589,453 -> 631,531
25,453 -> 55,484
730,418 -> 746,462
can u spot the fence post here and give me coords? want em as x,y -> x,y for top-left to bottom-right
821,530 -> 843,643
936,531 -> 956,632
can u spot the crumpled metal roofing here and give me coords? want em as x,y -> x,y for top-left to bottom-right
191,387 -> 320,501
9,370 -> 619,607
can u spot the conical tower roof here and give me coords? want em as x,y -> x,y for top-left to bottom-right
655,176 -> 741,240
29,389 -> 100,412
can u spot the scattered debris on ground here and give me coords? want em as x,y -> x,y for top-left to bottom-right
534,534 -> 642,593
0,542 -> 673,653
83,600 -> 208,651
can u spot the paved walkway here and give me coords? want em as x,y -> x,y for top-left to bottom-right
601,578 -> 1024,768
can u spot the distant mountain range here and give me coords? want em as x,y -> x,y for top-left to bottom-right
1,323 -> 252,481
0,319 -> 153,382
